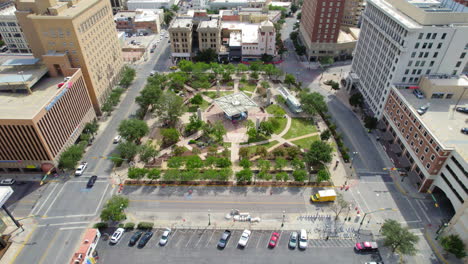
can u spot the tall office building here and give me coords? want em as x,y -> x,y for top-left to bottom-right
15,0 -> 124,114
0,3 -> 32,53
341,0 -> 365,27
299,0 -> 359,61
347,0 -> 468,118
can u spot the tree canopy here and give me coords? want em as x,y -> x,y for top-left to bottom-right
381,219 -> 419,255
118,119 -> 149,143
153,91 -> 185,126
300,92 -> 328,115
100,195 -> 129,222
304,140 -> 333,166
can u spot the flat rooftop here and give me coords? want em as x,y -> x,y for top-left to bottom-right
171,19 -> 193,29
0,75 -> 67,120
0,4 -> 15,16
214,92 -> 258,116
407,0 -> 468,13
370,0 -> 421,29
199,19 -> 219,28
397,88 -> 468,160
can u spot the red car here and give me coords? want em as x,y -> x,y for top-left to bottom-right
355,241 -> 378,252
268,232 -> 280,248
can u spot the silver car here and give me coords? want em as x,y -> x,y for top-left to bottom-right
289,232 -> 298,248
159,228 -> 171,246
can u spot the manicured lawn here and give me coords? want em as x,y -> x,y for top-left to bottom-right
266,104 -> 286,117
291,135 -> 320,149
244,140 -> 279,156
239,83 -> 257,93
187,99 -> 210,112
272,117 -> 287,134
283,118 -> 318,139
202,91 -> 233,99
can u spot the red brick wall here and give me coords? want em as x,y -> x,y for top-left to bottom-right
301,0 -> 345,43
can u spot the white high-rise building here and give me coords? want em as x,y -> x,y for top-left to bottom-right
193,0 -> 207,9
347,0 -> 468,118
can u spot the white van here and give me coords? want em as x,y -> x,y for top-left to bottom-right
299,229 -> 308,249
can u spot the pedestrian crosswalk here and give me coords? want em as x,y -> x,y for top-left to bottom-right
309,239 -> 355,248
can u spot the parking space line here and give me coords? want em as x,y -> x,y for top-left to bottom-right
175,231 -> 187,247
194,229 -> 207,248
164,229 -> 176,247
185,231 -> 196,247
205,230 -> 215,247
256,231 -> 263,248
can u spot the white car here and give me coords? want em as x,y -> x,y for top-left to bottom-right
110,228 -> 125,244
238,229 -> 251,247
0,179 -> 16,185
149,71 -> 156,76
159,228 -> 171,246
299,229 -> 308,249
75,162 -> 88,176
113,135 -> 122,144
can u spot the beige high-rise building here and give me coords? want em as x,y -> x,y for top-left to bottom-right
169,19 -> 193,61
341,0 -> 365,27
15,0 -> 124,114
197,19 -> 221,53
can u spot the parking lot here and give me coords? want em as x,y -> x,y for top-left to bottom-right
96,228 -> 382,264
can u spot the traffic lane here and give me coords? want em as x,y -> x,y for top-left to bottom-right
327,97 -> 386,172
96,229 -> 373,264
4,181 -> 41,214
40,180 -> 109,217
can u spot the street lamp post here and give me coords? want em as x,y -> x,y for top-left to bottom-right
435,222 -> 449,240
357,208 -> 397,233
208,209 -> 211,226
282,210 -> 285,227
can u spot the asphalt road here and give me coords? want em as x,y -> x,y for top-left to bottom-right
96,228 -> 380,264
12,34 -> 173,264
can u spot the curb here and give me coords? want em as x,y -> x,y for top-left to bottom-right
123,182 -> 338,188
424,229 -> 449,264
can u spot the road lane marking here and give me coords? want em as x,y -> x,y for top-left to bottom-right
59,226 -> 88,230
38,221 -> 90,227
38,229 -> 59,264
205,230 -> 215,247
129,199 -> 304,205
42,213 -> 94,219
43,182 -> 67,217
405,197 -> 422,222
31,183 -> 59,216
93,182 -> 111,215
416,200 -> 431,223
8,224 -> 37,264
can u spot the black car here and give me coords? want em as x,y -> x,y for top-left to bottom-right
128,231 -> 143,246
86,175 -> 97,188
137,231 -> 153,248
461,128 -> 468,135
456,107 -> 468,114
217,230 -> 231,248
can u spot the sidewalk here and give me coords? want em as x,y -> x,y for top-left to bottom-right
0,217 -> 37,264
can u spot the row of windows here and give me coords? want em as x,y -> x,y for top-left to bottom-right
79,5 -> 110,33
440,173 -> 464,203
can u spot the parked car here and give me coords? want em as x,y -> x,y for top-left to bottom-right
417,105 -> 429,115
217,230 -> 231,248
461,127 -> 468,135
268,232 -> 280,248
128,231 -> 143,246
413,89 -> 425,99
169,66 -> 178,70
110,228 -> 125,244
1,46 -> 8,52
299,229 -> 308,249
150,71 -> 156,76
238,229 -> 251,247
355,241 -> 378,252
138,231 -> 153,248
75,162 -> 88,176
159,228 -> 171,246
288,231 -> 298,248
455,107 -> 468,114
113,135 -> 122,144
86,175 -> 98,188
0,179 -> 16,185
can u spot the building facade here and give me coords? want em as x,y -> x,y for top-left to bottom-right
15,0 -> 124,115
208,0 -> 270,10
347,0 -> 468,118
169,19 -> 193,61
127,0 -> 175,10
381,78 -> 468,245
115,9 -> 162,34
341,0 -> 365,27
110,0 -> 127,13
197,19 -> 221,52
0,60 -> 96,172
0,3 -> 31,53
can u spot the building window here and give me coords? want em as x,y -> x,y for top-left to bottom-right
441,33 -> 447,39
436,146 -> 440,152
429,138 -> 433,144
415,148 -> 419,153
430,154 -> 435,161
455,61 -> 461,67
430,61 -> 434,66
446,94 -> 453,99
433,52 -> 438,58
426,163 -> 431,169
424,147 -> 429,153
421,155 -> 425,160
461,52 -> 466,59
418,33 -> 423,39
419,140 -> 423,145
415,43 -> 419,49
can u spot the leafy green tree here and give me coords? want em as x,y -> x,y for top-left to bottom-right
284,74 -> 296,87
440,234 -> 466,259
139,141 -> 159,163
185,155 -> 204,169
117,141 -> 140,161
58,144 -> 85,169
203,120 -> 227,143
147,168 -> 161,179
275,157 -> 287,171
261,53 -> 274,63
83,120 -> 99,134
286,146 -> 301,159
215,157 -> 232,168
100,195 -> 129,222
119,66 -> 136,87
249,61 -> 262,72
164,10 -> 174,25
128,167 -> 148,179
256,146 -> 268,158
153,91 -> 185,127
291,158 -> 305,169
257,171 -> 272,180
292,169 -> 307,182
239,147 -> 250,160
275,172 -> 289,182
316,169 -> 330,182
319,56 -> 334,66
305,141 -> 333,166
320,129 -> 331,141
101,101 -> 114,114
236,169 -> 253,183
185,114 -> 204,135
118,119 -> 149,143
239,158 -> 252,169
237,63 -> 248,74
364,115 -> 378,131
259,121 -> 274,136
178,60 -> 193,72
261,81 -> 270,89
299,92 -> 328,116
297,12 -> 301,19
167,156 -> 183,169
257,159 -> 271,172
290,4 -> 298,13
349,92 -> 364,108
171,4 -> 179,11
250,71 -> 259,80
190,94 -> 203,105
168,72 -> 188,91
161,128 -> 180,147
381,219 -> 419,255
194,48 -> 218,63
